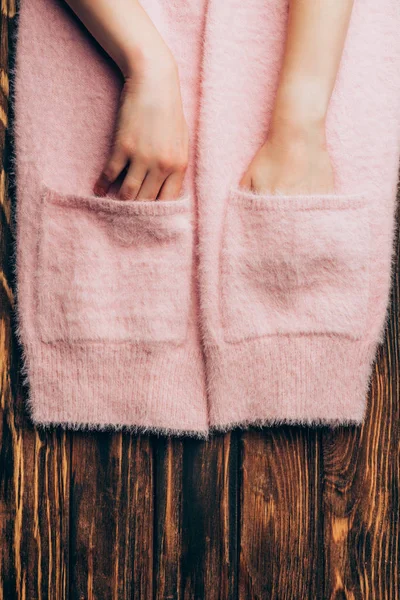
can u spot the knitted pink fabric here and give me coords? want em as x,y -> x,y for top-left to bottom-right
12,0 -> 400,437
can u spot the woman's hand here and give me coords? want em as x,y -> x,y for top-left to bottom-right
239,0 -> 353,196
63,0 -> 189,201
239,120 -> 335,195
94,55 -> 189,201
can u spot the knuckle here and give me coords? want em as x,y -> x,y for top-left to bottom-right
119,187 -> 131,200
102,164 -> 118,182
120,180 -> 141,200
137,151 -> 152,165
120,189 -> 135,200
118,138 -> 135,156
175,157 -> 188,172
157,155 -> 175,173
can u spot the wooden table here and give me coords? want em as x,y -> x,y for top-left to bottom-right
1,3 -> 399,598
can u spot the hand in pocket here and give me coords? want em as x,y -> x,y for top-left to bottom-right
94,55 -> 189,202
239,123 -> 335,196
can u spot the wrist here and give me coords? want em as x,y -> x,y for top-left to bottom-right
269,85 -> 328,150
120,41 -> 176,81
271,74 -> 330,134
268,111 -> 327,147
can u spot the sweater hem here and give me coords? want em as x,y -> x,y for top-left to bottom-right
28,416 -> 211,440
209,415 -> 363,434
22,340 -> 209,437
206,335 -> 377,427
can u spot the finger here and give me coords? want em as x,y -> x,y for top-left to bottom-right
93,143 -> 128,196
157,171 -> 185,201
135,167 -> 167,202
118,159 -> 148,201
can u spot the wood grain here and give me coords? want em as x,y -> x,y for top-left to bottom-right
153,433 -> 239,600
1,2 -> 399,598
180,433 -> 239,600
69,432 -> 154,599
239,428 -> 322,600
154,437 -> 184,599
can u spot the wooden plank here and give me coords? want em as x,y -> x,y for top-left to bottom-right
1,3 -> 70,599
239,427 -> 322,600
169,432 -> 239,600
0,421 -> 70,600
153,437 -> 184,599
69,431 -> 154,600
322,199 -> 400,599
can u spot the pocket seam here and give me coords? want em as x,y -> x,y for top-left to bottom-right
44,185 -> 192,216
228,184 -> 368,211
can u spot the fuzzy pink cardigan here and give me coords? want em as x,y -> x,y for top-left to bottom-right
12,0 -> 400,438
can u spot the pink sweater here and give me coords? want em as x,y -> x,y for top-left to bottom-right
12,0 -> 400,438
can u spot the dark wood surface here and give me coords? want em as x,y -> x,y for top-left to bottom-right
1,4 -> 399,598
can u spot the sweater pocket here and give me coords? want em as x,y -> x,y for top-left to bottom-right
220,185 -> 371,343
36,186 -> 193,344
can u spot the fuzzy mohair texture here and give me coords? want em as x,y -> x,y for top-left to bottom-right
11,0 -> 400,438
